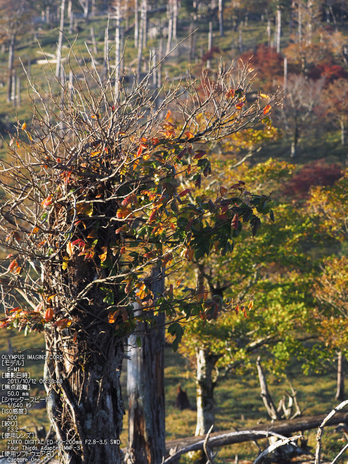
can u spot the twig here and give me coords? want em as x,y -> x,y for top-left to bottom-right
203,425 -> 215,464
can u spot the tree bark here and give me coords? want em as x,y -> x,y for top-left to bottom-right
126,266 -> 165,464
336,351 -> 345,401
43,257 -> 125,463
195,348 -> 220,436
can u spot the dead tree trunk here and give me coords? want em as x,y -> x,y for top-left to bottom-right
115,2 -> 121,102
126,266 -> 165,464
336,351 -> 345,401
134,0 -> 139,48
7,34 -> 15,103
218,0 -> 224,36
256,357 -> 280,421
56,0 -> 66,78
276,2 -> 281,53
166,0 -> 173,55
195,348 -> 220,436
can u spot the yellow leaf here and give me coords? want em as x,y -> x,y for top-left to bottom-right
76,203 -> 94,216
47,294 -> 57,302
21,122 -> 27,130
90,150 -> 101,157
260,93 -> 270,99
62,257 -> 69,270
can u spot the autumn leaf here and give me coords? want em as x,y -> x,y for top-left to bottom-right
194,151 -> 206,159
99,247 -> 108,263
62,257 -> 69,270
236,102 -> 245,110
263,104 -> 272,115
66,242 -> 74,257
45,307 -> 54,322
185,131 -> 194,139
41,195 -> 53,209
220,186 -> 228,196
226,89 -> 235,99
165,110 -> 171,120
260,93 -> 270,99
108,312 -> 117,324
21,122 -> 27,130
231,213 -> 239,230
8,260 -> 18,272
76,203 -> 93,217
149,209 -> 157,222
116,206 -> 133,219
179,189 -> 191,197
54,318 -> 72,328
90,150 -> 101,157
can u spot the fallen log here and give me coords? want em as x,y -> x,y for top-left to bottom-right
165,412 -> 348,460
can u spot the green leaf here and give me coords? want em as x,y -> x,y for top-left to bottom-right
136,336 -> 142,347
270,210 -> 275,222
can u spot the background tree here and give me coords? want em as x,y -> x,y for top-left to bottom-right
0,0 -> 31,103
0,56 -> 281,463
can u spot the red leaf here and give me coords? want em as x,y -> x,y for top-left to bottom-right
263,104 -> 272,115
179,189 -> 191,197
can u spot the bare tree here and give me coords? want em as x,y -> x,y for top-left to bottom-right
0,0 -> 30,103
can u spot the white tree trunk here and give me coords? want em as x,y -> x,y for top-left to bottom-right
336,351 -> 345,400
218,0 -> 224,36
126,267 -> 165,464
56,0 -> 66,78
195,348 -> 219,436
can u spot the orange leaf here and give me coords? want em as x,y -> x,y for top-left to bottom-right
108,311 -> 117,324
151,137 -> 160,145
235,102 -> 245,110
165,110 -> 171,121
21,122 -> 27,130
45,307 -> 54,322
8,260 -> 18,272
116,206 -> 132,219
185,131 -> 194,139
54,318 -> 72,328
263,104 -> 272,115
41,195 -> 53,209
226,89 -> 235,99
90,150 -> 101,157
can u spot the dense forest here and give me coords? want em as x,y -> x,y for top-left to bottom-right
0,1 -> 348,464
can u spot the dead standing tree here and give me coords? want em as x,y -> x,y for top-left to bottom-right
0,0 -> 30,103
0,50 -> 281,463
